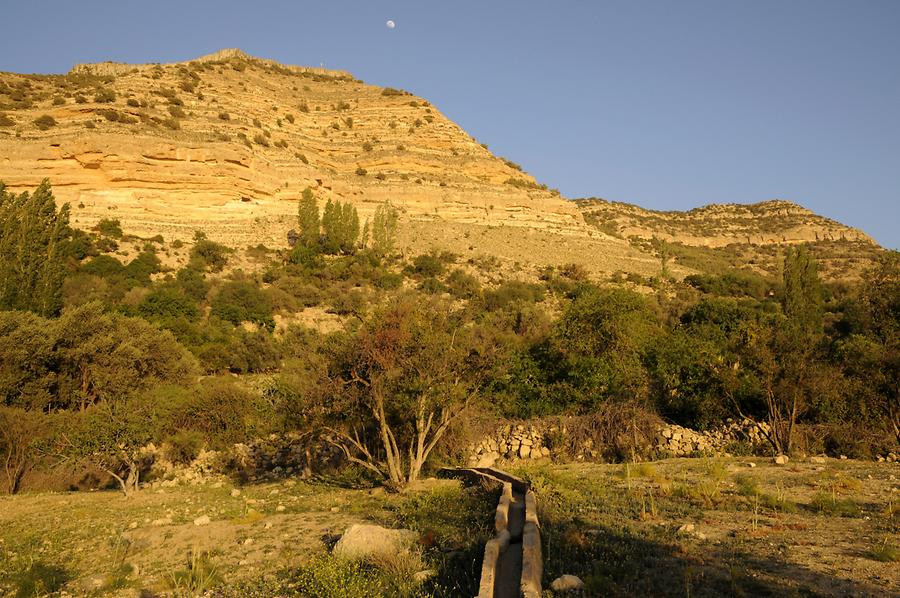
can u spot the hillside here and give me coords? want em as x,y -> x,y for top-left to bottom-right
577,198 -> 882,280
0,49 -> 882,280
0,49 -> 669,277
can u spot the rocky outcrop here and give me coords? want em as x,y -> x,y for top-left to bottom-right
578,198 -> 876,248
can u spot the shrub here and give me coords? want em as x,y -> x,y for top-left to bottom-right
483,280 -> 544,310
98,109 -> 120,121
381,87 -> 406,96
218,111 -> 230,120
33,114 -> 57,130
210,280 -> 275,329
0,113 -> 14,127
362,141 -> 373,152
52,96 -> 65,105
126,98 -> 140,107
138,286 -> 200,321
163,429 -> 204,465
411,253 -> 444,277
96,218 -> 123,238
446,269 -> 481,299
189,232 -> 230,272
355,167 -> 367,176
81,254 -> 125,278
168,105 -> 186,118
253,133 -> 269,147
94,88 -> 116,103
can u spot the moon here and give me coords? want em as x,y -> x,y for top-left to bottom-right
386,20 -> 396,29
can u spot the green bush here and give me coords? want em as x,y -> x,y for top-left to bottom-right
33,115 -> 56,130
80,254 -> 125,278
411,253 -> 444,277
94,88 -> 116,103
96,218 -> 123,238
138,286 -> 200,321
446,269 -> 481,299
163,429 -> 204,464
189,232 -> 230,272
483,280 -> 544,310
210,280 -> 275,329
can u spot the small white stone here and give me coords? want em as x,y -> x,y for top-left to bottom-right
193,515 -> 211,526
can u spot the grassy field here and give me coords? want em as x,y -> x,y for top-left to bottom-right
0,474 -> 495,597
1,458 -> 897,597
515,458 -> 899,597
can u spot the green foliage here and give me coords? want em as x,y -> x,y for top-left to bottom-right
0,180 -> 71,316
93,88 -> 116,103
138,286 -> 200,322
96,217 -> 123,238
8,560 -> 70,597
0,302 -> 198,411
371,202 -> 399,256
684,271 -> 770,299
411,253 -> 444,277
189,231 -> 230,272
163,429 -> 204,464
297,187 -> 320,248
783,244 -> 823,334
445,269 -> 481,299
321,199 -> 360,255
33,115 -> 56,130
549,287 -> 661,409
210,280 -> 275,329
482,280 -> 544,311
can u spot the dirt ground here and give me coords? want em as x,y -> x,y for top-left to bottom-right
1,458 -> 897,597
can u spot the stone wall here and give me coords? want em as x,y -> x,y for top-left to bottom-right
468,418 -> 771,468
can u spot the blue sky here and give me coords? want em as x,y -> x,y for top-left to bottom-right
2,1 -> 898,248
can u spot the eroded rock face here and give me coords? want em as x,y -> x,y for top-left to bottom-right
0,50 -> 587,251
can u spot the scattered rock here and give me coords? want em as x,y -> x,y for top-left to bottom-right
230,488 -> 241,497
677,523 -> 695,535
151,517 -> 172,526
810,455 -> 827,464
193,515 -> 211,526
276,505 -> 286,512
774,455 -> 789,465
550,574 -> 585,592
332,524 -> 418,561
128,522 -> 138,529
413,569 -> 436,582
746,462 -> 757,468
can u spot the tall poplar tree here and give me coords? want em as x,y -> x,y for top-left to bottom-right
0,180 -> 71,316
296,187 -> 320,248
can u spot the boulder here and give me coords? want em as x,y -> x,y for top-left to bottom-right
773,455 -> 789,465
193,515 -> 211,526
550,574 -> 585,592
333,524 -> 418,561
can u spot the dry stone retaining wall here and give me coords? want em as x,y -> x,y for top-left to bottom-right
468,418 -> 771,467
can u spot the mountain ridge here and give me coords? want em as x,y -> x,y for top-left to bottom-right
0,49 -> 881,280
